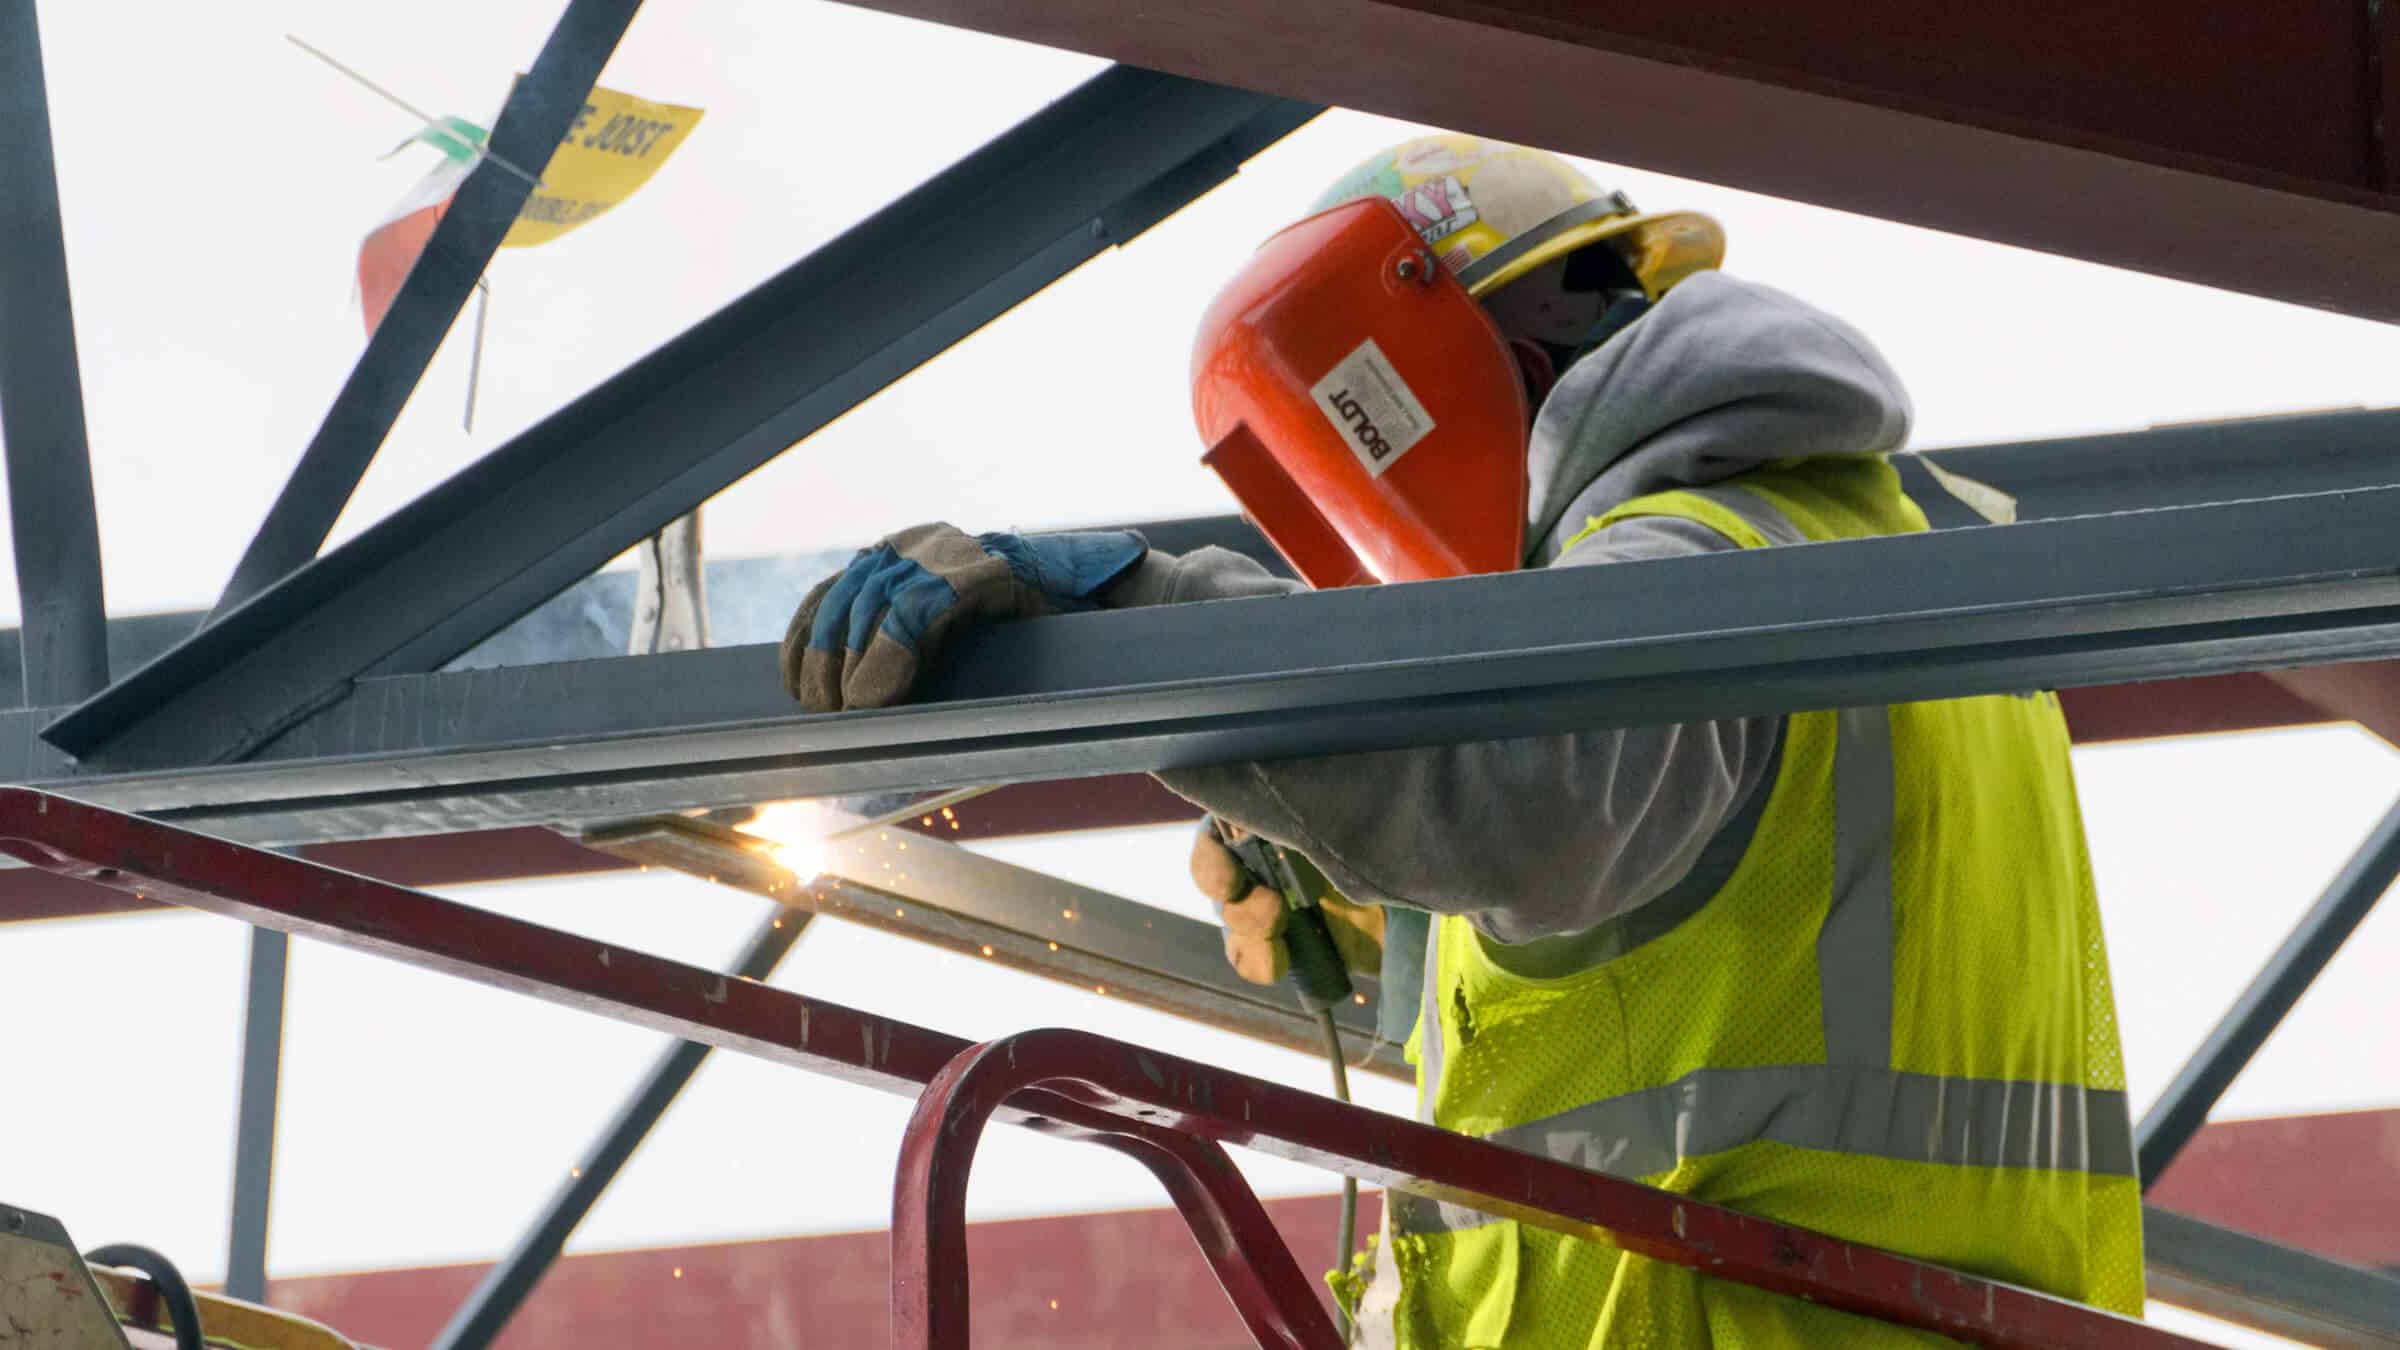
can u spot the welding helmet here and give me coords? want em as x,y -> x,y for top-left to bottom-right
1192,195 -> 1529,587
1191,137 -> 1723,588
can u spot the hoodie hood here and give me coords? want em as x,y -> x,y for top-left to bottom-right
1524,271 -> 1913,563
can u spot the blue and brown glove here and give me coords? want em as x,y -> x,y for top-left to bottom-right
783,523 -> 1147,712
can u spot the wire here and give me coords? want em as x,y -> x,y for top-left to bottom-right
1316,1006 -> 1359,1345
284,34 -> 547,189
83,1243 -> 202,1350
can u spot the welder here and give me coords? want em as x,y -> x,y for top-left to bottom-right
784,135 -> 2144,1347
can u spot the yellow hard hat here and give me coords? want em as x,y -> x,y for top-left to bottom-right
1309,134 -> 1724,302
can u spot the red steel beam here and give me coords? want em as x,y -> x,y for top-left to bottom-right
0,789 -> 2215,1349
2056,674 -> 2329,745
831,0 -> 2400,322
2150,1107 -> 2400,1270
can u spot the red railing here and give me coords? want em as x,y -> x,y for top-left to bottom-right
0,789 -> 2214,1350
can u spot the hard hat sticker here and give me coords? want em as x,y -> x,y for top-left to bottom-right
1311,339 -> 1438,479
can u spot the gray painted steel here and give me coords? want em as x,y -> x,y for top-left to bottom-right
224,927 -> 287,1303
10,400 -> 2391,700
2143,1206 -> 2400,1345
2135,793 -> 2400,1186
10,483 -> 2400,847
0,1 -> 110,706
44,69 -> 1322,766
427,905 -> 808,1350
209,0 -> 644,621
1916,408 -> 2400,521
0,526 -> 1258,707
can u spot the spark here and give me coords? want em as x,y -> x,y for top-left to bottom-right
570,1167 -> 581,1178
1049,1299 -> 1060,1311
738,801 -> 837,881
981,945 -> 995,957
1062,908 -> 1076,920
1047,942 -> 1059,952
672,1267 -> 683,1279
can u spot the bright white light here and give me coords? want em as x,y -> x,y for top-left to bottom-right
738,800 -> 837,881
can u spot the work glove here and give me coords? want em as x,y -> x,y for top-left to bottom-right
784,524 -> 1147,713
1190,822 -> 1384,987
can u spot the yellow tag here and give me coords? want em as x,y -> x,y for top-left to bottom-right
1919,454 -> 2019,525
501,84 -> 704,248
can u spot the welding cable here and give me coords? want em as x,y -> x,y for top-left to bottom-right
84,1243 -> 202,1350
1317,1007 -> 1360,1344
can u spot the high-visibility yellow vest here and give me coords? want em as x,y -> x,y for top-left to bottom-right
1384,455 -> 2144,1348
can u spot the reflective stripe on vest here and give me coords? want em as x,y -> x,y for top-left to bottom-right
1395,481 -> 2134,1241
1417,919 -> 1446,1124
1393,1067 -> 2135,1235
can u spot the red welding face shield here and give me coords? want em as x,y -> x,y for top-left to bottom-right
1191,198 -> 1529,588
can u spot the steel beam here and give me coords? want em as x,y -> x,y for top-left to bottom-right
427,905 -> 808,1350
7,483 -> 2400,847
210,0 -> 644,618
2135,794 -> 2400,1185
1905,408 -> 2400,520
831,0 -> 2400,322
223,925 -> 287,1303
581,815 -> 1402,1076
17,403 -> 2398,699
2143,1206 -> 2400,1346
44,70 -> 1321,767
0,0 -> 110,706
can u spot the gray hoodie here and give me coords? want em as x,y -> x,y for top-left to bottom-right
1109,271 -> 1913,950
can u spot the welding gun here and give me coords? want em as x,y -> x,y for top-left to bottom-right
1209,818 -> 1355,1013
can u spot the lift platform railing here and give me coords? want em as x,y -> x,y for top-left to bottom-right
0,789 -> 2217,1349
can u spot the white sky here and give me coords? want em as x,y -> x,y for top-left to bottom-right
5,3 -> 2398,1346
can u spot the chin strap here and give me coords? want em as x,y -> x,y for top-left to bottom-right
1573,291 -> 1652,361
1525,291 -> 1653,408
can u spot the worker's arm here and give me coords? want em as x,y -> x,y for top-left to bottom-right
785,273 -> 1891,947
1142,517 -> 1780,947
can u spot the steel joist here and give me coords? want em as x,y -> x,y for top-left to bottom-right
43,69 -> 1321,766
